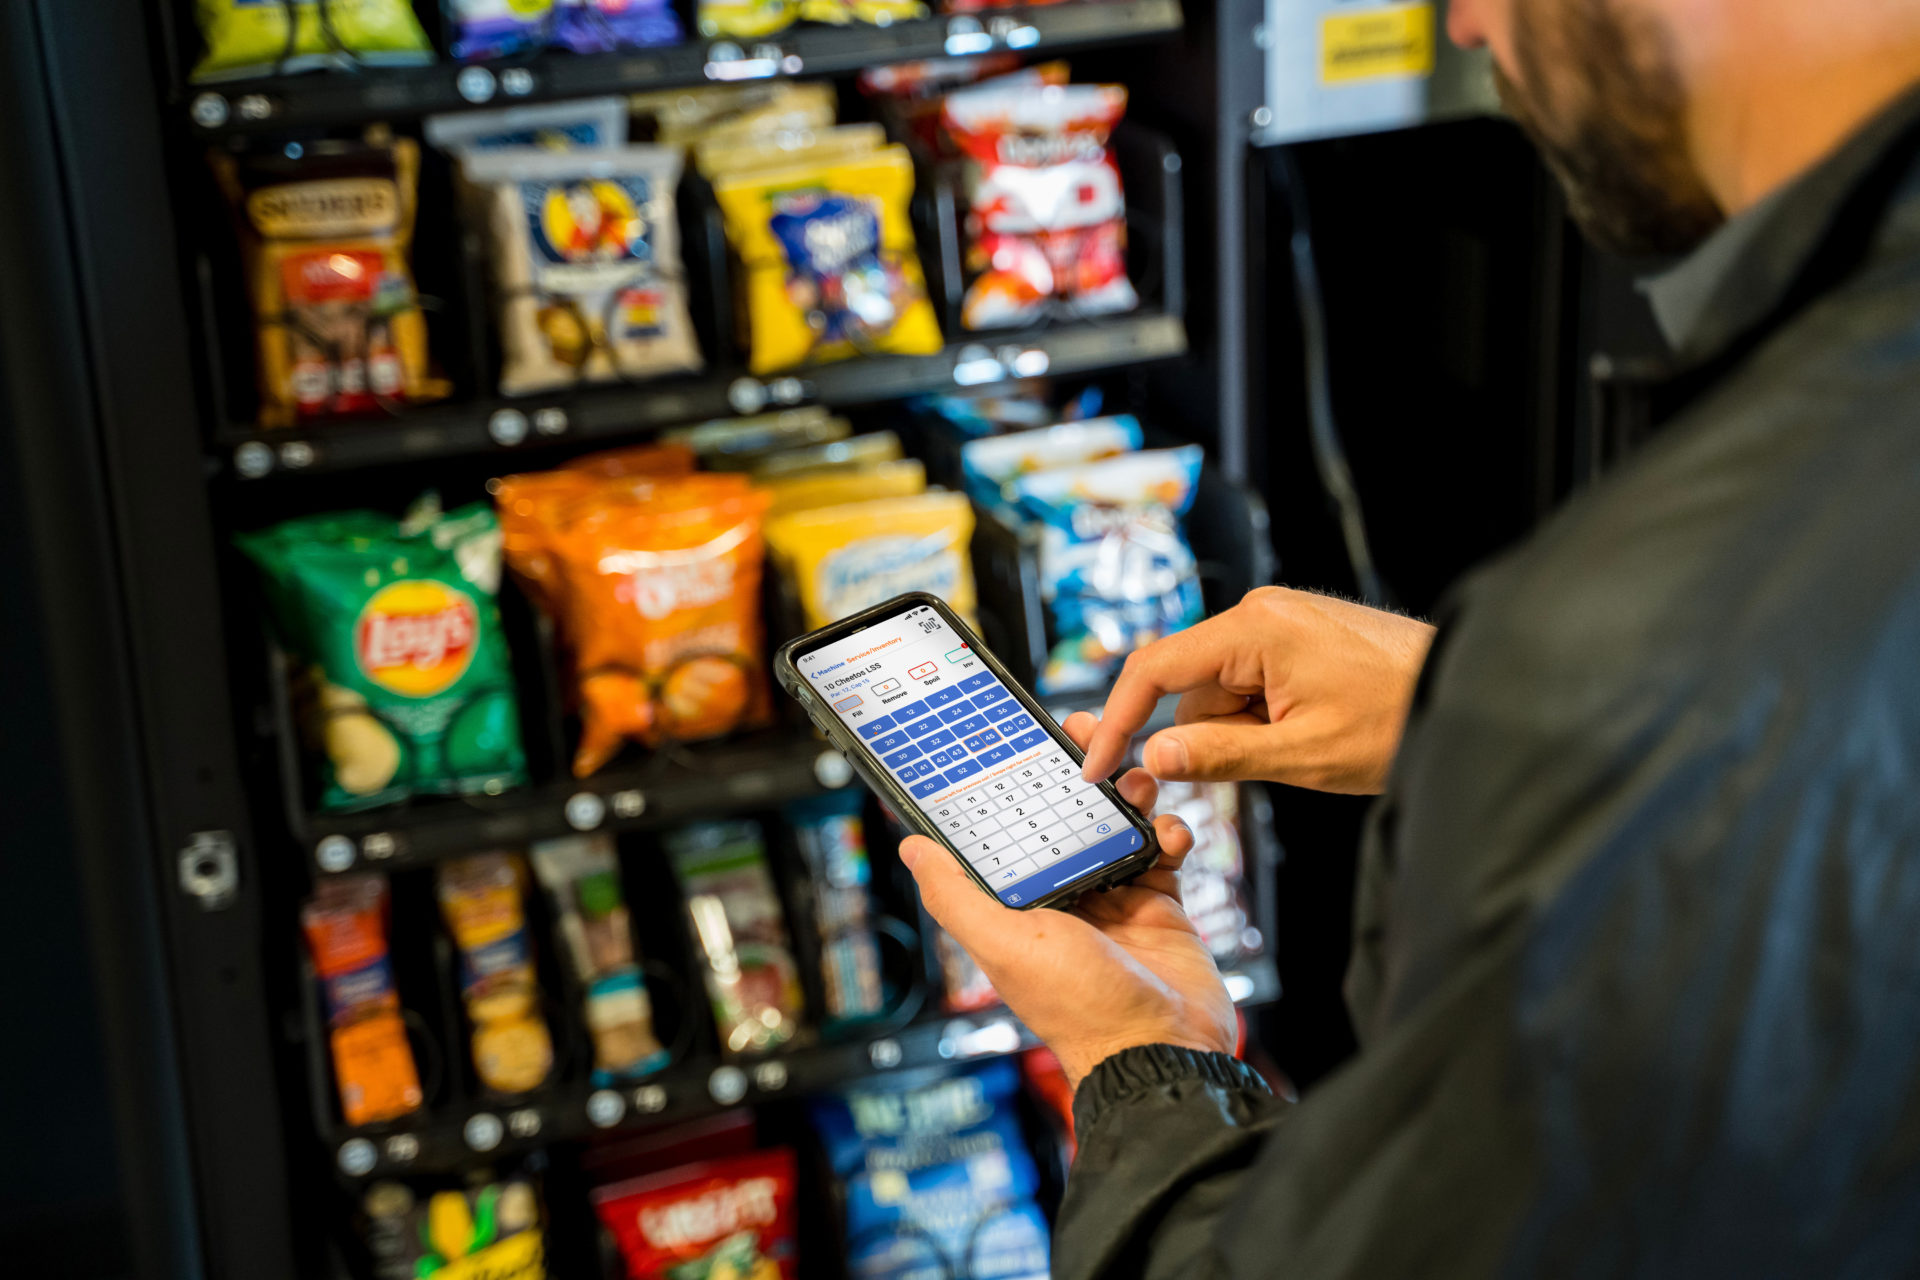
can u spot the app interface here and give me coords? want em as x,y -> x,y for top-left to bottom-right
798,605 -> 1145,905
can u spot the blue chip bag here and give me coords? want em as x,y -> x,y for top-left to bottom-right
811,1061 -> 1051,1280
1014,444 -> 1205,694
959,415 -> 1143,519
445,0 -> 681,61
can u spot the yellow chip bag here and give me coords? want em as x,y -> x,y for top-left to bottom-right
761,458 -> 927,520
695,124 -> 887,181
715,146 -> 944,375
696,0 -> 796,38
766,492 -> 976,629
797,0 -> 926,24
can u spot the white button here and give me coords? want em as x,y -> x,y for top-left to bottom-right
943,814 -> 969,833
1034,833 -> 1081,864
1059,791 -> 1103,816
1019,822 -> 1072,857
958,786 -> 993,809
1005,801 -> 1046,822
990,859 -> 1034,886
933,804 -> 959,821
966,811 -> 1004,834
1024,778 -> 1050,795
1067,806 -> 1107,830
970,833 -> 1011,859
1014,764 -> 1044,783
1053,763 -> 1078,781
1041,751 -> 1068,767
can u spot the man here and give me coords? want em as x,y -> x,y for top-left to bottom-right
900,1 -> 1920,1275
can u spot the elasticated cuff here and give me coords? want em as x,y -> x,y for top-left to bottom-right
1073,1044 -> 1272,1133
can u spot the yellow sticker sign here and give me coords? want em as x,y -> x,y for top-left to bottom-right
1321,2 -> 1435,84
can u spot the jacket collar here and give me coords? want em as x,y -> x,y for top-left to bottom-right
1642,82 -> 1920,366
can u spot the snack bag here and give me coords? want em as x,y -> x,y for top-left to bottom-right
439,853 -> 555,1096
446,0 -> 681,59
531,835 -> 671,1083
764,492 -> 976,630
959,415 -> 1143,517
695,0 -> 796,39
859,57 -> 1050,160
237,501 -> 528,811
301,876 -> 424,1128
635,82 -> 839,150
594,1149 -> 799,1280
363,1177 -> 548,1280
191,0 -> 433,81
562,440 -> 700,479
463,147 -> 702,396
796,0 -> 926,29
694,124 -> 887,182
761,458 -> 926,520
788,793 -> 885,1029
213,138 -> 447,428
662,407 -> 849,469
1156,780 -> 1258,965
666,821 -> 805,1057
943,82 -> 1138,329
426,97 -> 630,153
811,1062 -> 1050,1280
530,475 -> 774,776
714,146 -> 943,374
750,429 -> 904,479
1014,445 -> 1204,693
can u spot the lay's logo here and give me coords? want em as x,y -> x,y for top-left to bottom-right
355,580 -> 478,697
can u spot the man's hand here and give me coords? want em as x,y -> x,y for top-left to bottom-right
1080,586 -> 1436,795
899,712 -> 1235,1087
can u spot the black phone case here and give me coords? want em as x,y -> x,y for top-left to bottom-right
772,591 -> 1161,911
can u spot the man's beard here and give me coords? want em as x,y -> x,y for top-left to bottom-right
1496,0 -> 1724,256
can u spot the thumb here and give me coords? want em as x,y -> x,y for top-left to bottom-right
900,835 -> 1034,959
1141,718 -> 1278,782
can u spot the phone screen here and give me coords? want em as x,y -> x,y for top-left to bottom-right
796,604 -> 1146,905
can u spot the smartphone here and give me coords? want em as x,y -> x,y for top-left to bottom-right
773,592 -> 1161,910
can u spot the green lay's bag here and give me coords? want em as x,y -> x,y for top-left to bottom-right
191,0 -> 435,83
238,497 -> 527,812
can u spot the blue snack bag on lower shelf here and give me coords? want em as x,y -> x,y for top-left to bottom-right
1014,444 -> 1207,695
812,1061 -> 1051,1280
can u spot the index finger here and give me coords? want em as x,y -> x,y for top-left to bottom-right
1080,613 -> 1261,780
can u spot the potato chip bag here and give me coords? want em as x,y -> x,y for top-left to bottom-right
500,474 -> 774,776
213,138 -> 447,429
238,501 -> 528,811
1014,445 -> 1204,693
440,852 -> 555,1096
765,492 -> 975,629
760,458 -> 925,520
191,0 -> 433,82
943,81 -> 1138,329
715,146 -> 943,375
631,82 -> 834,149
959,414 -> 1142,517
365,1178 -> 549,1280
464,147 -> 703,396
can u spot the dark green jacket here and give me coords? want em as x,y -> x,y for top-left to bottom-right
1060,87 -> 1920,1280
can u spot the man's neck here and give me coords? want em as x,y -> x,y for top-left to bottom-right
1685,6 -> 1920,215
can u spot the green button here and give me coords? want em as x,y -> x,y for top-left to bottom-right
945,646 -> 971,662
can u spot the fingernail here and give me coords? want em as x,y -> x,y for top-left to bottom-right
1154,736 -> 1188,775
899,841 -> 921,869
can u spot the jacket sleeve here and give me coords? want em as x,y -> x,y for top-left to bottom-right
1052,1045 -> 1283,1280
